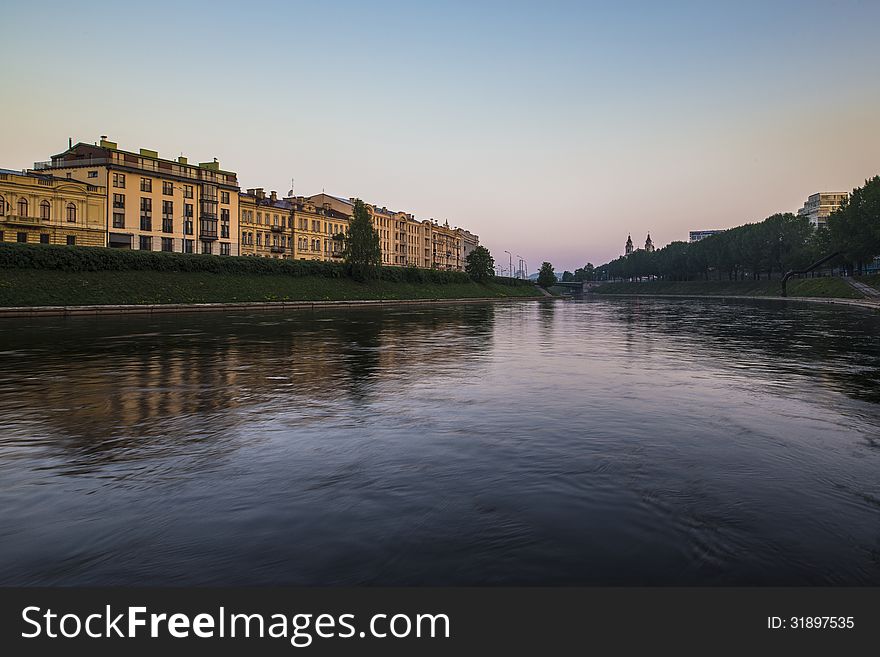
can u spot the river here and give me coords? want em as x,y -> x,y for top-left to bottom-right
0,298 -> 878,585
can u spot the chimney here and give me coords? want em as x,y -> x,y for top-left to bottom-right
270,191 -> 277,202
255,188 -> 265,200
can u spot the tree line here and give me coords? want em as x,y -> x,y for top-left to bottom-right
591,176 -> 880,281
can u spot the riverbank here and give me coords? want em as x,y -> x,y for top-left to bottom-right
592,277 -> 864,299
0,268 -> 540,314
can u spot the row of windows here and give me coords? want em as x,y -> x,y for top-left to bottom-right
135,236 -> 231,255
112,174 -> 230,204
0,230 -> 76,245
0,196 -> 77,222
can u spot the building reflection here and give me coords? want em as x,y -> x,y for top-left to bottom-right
0,304 -> 496,462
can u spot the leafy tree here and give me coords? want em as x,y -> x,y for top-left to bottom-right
465,245 -> 494,282
573,263 -> 595,281
561,270 -> 574,282
829,176 -> 880,274
537,261 -> 557,287
343,199 -> 381,281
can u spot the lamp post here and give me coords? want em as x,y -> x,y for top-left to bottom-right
516,255 -> 523,279
504,250 -> 512,281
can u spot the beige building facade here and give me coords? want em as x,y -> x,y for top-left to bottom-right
239,189 -> 294,259
34,138 -> 240,256
11,137 -> 480,268
0,169 -> 106,247
305,194 -> 469,270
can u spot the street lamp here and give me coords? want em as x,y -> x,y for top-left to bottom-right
504,250 -> 512,281
516,255 -> 523,279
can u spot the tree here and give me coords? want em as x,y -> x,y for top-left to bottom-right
465,245 -> 494,282
537,261 -> 557,287
562,270 -> 574,282
829,176 -> 880,274
343,199 -> 381,281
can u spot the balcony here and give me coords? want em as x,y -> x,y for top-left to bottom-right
33,157 -> 111,170
270,225 -> 284,233
270,246 -> 286,254
2,214 -> 42,227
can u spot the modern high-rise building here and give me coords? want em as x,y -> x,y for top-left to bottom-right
33,138 -> 240,256
797,192 -> 848,229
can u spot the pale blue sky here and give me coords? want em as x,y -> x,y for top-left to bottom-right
3,0 -> 879,269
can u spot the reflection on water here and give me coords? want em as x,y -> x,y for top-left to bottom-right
0,298 -> 878,585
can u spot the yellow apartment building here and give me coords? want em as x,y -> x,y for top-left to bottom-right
305,194 -> 469,270
0,168 -> 106,247
291,195 -> 347,261
460,229 -> 479,264
430,221 -> 463,271
33,138 -> 240,256
239,189 -> 294,259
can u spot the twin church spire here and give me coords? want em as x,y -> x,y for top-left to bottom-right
624,233 -> 654,256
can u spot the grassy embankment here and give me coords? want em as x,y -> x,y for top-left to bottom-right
592,277 -> 863,299
0,269 -> 538,307
0,243 -> 539,307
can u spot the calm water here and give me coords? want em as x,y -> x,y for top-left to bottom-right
1,298 -> 879,586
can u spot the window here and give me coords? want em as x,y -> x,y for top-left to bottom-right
220,242 -> 230,256
139,236 -> 152,251
17,232 -> 27,243
40,201 -> 51,220
256,233 -> 262,246
184,203 -> 193,235
67,235 -> 76,246
113,173 -> 125,188
162,181 -> 173,196
113,193 -> 125,209
161,237 -> 173,252
201,240 -> 212,255
113,212 -> 125,229
140,198 -> 152,231
183,185 -> 193,199
183,239 -> 193,254
88,171 -> 98,178
257,212 -> 262,225
0,196 -> 4,216
40,233 -> 49,244
220,191 -> 229,204
220,208 -> 230,238
66,203 -> 76,223
18,198 -> 28,217
162,201 -> 173,233
140,178 -> 152,192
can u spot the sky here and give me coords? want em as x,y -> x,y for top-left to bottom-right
2,0 -> 879,271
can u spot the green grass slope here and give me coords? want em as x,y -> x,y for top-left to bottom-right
0,269 -> 539,307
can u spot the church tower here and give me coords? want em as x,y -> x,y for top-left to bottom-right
645,233 -> 654,253
625,234 -> 633,256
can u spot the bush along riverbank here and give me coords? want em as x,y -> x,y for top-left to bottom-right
591,277 -> 863,299
0,243 -> 537,307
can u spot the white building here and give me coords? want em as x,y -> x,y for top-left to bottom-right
797,192 -> 848,229
689,230 -> 724,243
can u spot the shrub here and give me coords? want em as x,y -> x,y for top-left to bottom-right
0,243 -> 476,285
